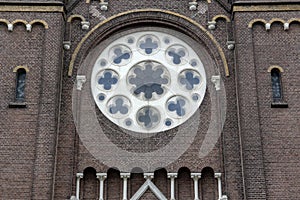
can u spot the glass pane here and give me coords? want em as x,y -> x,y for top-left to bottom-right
16,69 -> 26,100
271,69 -> 282,100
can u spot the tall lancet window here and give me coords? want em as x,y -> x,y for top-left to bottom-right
15,68 -> 26,101
269,66 -> 288,108
271,68 -> 282,101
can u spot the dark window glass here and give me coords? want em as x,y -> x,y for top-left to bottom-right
16,68 -> 26,101
271,69 -> 282,101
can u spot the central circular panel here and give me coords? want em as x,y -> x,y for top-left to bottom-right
91,30 -> 207,133
128,61 -> 170,101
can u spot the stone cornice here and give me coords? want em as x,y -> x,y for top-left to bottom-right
0,1 -> 64,12
233,1 -> 300,12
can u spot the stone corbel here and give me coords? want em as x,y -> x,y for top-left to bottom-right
265,23 -> 271,31
208,21 -> 216,30
284,22 -> 289,30
100,0 -> 108,11
227,41 -> 235,50
189,0 -> 198,11
81,21 -> 90,30
7,23 -> 13,32
63,41 -> 71,50
211,75 -> 221,91
76,75 -> 87,90
26,24 -> 32,32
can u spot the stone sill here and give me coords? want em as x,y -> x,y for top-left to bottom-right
271,101 -> 288,108
8,101 -> 27,108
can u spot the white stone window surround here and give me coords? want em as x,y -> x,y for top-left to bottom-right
91,30 -> 207,133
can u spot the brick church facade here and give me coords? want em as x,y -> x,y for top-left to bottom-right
0,0 -> 299,199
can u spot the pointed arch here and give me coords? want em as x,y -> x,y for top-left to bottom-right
68,9 -> 229,77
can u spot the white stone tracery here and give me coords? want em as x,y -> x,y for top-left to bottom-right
91,31 -> 207,133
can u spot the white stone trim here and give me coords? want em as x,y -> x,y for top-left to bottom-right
211,75 -> 221,91
191,173 -> 201,200
130,179 -> 167,200
76,75 -> 86,91
214,173 -> 222,200
121,173 -> 131,200
76,173 -> 83,200
7,23 -> 13,31
167,173 -> 178,200
96,173 -> 107,200
91,31 -> 207,133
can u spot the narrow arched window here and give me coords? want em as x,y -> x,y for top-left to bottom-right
271,68 -> 282,101
15,68 -> 26,101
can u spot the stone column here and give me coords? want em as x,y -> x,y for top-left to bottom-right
214,173 -> 222,200
167,173 -> 178,200
96,173 -> 107,200
120,173 -> 131,200
191,173 -> 201,200
76,173 -> 83,200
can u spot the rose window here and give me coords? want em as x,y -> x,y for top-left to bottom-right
91,31 -> 207,133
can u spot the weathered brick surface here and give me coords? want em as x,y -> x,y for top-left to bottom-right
0,1 -> 299,200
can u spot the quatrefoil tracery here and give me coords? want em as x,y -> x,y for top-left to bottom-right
92,30 -> 207,133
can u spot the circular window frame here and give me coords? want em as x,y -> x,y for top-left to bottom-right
90,27 -> 207,133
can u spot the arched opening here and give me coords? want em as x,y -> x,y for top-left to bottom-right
177,167 -> 192,199
106,168 -> 121,199
154,168 -> 168,197
201,167 -> 217,200
82,167 -> 98,200
130,167 -> 144,197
